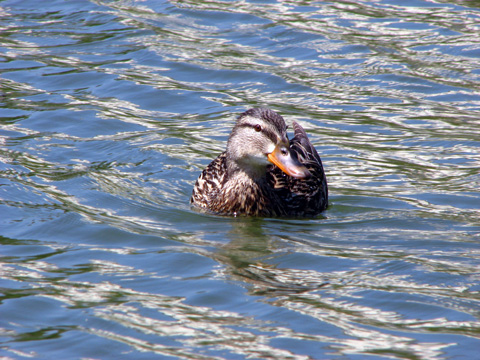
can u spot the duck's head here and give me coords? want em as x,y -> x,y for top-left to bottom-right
226,108 -> 310,179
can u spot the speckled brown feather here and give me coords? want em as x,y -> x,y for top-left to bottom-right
190,152 -> 286,216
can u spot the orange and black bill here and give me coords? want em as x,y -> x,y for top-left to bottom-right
267,143 -> 310,179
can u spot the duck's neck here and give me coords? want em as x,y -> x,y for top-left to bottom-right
227,157 -> 269,182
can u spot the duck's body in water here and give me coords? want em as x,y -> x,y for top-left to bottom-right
191,108 -> 328,217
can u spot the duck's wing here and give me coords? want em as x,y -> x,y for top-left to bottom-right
290,121 -> 322,166
267,121 -> 328,216
191,152 -> 228,211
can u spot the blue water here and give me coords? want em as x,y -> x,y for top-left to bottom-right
1,0 -> 480,359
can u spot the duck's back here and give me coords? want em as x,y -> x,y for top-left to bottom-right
267,121 -> 328,217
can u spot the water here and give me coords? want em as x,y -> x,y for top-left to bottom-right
1,0 -> 480,359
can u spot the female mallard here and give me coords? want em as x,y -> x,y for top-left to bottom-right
191,108 -> 328,217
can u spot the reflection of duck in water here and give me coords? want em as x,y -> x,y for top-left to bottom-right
191,108 -> 328,217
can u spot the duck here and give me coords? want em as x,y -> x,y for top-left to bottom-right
190,108 -> 328,217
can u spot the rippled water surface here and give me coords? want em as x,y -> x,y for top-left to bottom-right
1,0 -> 480,359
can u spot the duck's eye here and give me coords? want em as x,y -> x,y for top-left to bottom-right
254,124 -> 262,132
281,147 -> 288,156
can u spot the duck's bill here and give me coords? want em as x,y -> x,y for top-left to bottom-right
267,144 -> 311,179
